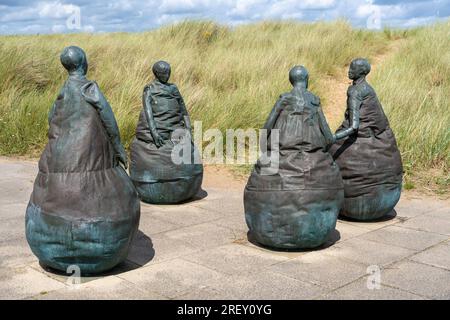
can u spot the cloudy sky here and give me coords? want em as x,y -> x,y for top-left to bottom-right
0,0 -> 448,34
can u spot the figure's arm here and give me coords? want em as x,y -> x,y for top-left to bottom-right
174,86 -> 191,132
143,86 -> 164,147
317,102 -> 335,149
333,86 -> 361,141
81,81 -> 128,168
263,96 -> 284,133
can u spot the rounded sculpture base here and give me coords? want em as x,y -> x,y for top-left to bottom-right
339,183 -> 402,221
25,202 -> 139,275
244,189 -> 344,250
133,173 -> 203,204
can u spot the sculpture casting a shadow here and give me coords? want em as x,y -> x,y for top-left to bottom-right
25,46 -> 141,275
130,61 -> 203,204
244,66 -> 344,249
330,58 -> 403,221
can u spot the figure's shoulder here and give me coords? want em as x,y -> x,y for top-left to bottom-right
80,80 -> 104,105
305,91 -> 320,106
349,80 -> 373,98
361,81 -> 375,96
277,92 -> 292,105
347,84 -> 361,98
80,80 -> 99,95
168,83 -> 181,94
144,81 -> 158,93
279,92 -> 290,99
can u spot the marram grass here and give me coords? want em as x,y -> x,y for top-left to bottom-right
0,20 -> 448,190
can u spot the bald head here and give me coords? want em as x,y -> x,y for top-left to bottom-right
152,61 -> 171,83
348,58 -> 371,80
289,66 -> 309,88
60,46 -> 88,75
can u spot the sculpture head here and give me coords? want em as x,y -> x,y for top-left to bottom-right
348,58 -> 371,80
152,61 -> 171,84
60,46 -> 88,76
289,66 -> 309,88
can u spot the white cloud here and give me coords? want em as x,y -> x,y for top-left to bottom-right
0,0 -> 448,34
83,24 -> 95,32
51,24 -> 65,33
38,1 -> 79,19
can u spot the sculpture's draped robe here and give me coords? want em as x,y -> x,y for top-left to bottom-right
330,80 -> 403,220
26,76 -> 140,274
130,81 -> 203,204
244,87 -> 344,249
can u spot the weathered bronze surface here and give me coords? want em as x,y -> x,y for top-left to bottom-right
331,58 -> 403,221
244,66 -> 344,249
25,46 -> 141,275
130,61 -> 203,204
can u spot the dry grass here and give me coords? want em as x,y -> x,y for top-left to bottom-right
0,20 -> 448,192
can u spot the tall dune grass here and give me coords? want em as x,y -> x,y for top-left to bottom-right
0,20 -> 448,189
370,22 -> 450,178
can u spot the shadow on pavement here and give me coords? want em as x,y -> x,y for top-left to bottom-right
338,209 -> 397,223
246,229 -> 341,253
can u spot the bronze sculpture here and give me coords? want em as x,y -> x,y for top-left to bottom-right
25,46 -> 141,275
244,66 -> 344,249
130,61 -> 203,204
331,58 -> 403,221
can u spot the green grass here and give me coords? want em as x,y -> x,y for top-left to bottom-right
370,22 -> 450,180
0,20 -> 448,190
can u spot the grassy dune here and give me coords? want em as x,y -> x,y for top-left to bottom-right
0,20 -> 448,192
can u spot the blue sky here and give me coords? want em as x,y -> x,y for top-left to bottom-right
0,0 -> 448,34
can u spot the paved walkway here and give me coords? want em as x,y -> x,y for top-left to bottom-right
0,158 -> 449,300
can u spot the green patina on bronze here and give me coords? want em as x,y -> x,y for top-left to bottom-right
244,66 -> 344,249
25,46 -> 141,275
130,61 -> 203,204
331,58 -> 403,221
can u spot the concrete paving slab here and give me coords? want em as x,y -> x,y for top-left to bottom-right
321,277 -> 426,300
359,225 -> 448,251
425,207 -> 450,221
0,238 -> 35,268
190,187 -> 245,216
118,258 -> 224,299
28,259 -> 142,284
269,251 -> 367,289
396,215 -> 450,236
0,178 -> 33,206
0,266 -> 66,299
0,217 -> 27,242
395,197 -> 448,218
163,222 -> 245,250
211,214 -> 249,234
184,243 -> 289,275
147,204 -> 223,227
335,221 -> 372,241
126,231 -> 200,266
176,286 -> 233,300
409,241 -> 450,271
0,202 -> 28,221
1,159 -> 450,300
381,260 -> 450,299
324,238 -> 416,266
138,213 -> 182,236
32,276 -> 165,300
0,159 -> 37,176
199,271 -> 327,300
